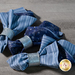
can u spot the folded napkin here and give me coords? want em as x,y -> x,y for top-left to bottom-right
58,40 -> 75,63
7,35 -> 67,71
8,21 -> 63,55
0,7 -> 37,53
40,35 -> 75,63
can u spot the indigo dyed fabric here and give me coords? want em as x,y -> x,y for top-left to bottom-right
7,35 -> 59,71
58,40 -> 75,63
7,35 -> 67,71
25,21 -> 63,45
8,21 -> 63,55
40,35 -> 75,63
0,7 -> 37,53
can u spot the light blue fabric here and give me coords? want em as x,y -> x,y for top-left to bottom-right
40,36 -> 75,63
58,39 -> 75,63
7,35 -> 59,71
0,7 -> 37,53
40,35 -> 75,63
7,53 -> 29,71
8,21 -> 63,55
7,34 -> 75,71
39,41 -> 59,68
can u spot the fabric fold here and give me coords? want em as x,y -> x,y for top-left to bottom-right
8,21 -> 63,55
7,35 -> 67,71
0,7 -> 37,53
58,39 -> 75,63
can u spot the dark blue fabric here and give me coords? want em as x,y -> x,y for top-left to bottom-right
7,35 -> 75,71
0,7 -> 37,53
7,35 -> 60,71
14,10 -> 35,17
7,35 -> 71,71
8,21 -> 63,55
58,39 -> 75,63
24,21 -> 63,45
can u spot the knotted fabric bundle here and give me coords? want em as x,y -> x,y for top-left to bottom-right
8,21 -> 63,55
0,7 -> 37,53
7,35 -> 68,71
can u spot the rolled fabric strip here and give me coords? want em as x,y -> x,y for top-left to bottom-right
28,53 -> 40,66
7,35 -> 67,71
8,21 -> 63,55
18,35 -> 32,49
1,28 -> 14,40
0,7 -> 37,53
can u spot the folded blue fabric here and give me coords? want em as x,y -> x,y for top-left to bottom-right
7,35 -> 67,71
40,35 -> 75,63
58,40 -> 75,63
24,21 -> 63,45
8,21 -> 63,55
0,7 -> 37,53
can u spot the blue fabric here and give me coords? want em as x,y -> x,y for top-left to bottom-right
40,35 -> 75,63
7,35 -> 69,71
7,35 -> 75,71
24,21 -> 63,44
39,35 -> 75,63
38,35 -> 67,63
7,35 -> 60,71
58,40 -> 75,63
14,10 -> 35,17
0,7 -> 37,53
8,21 -> 63,55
